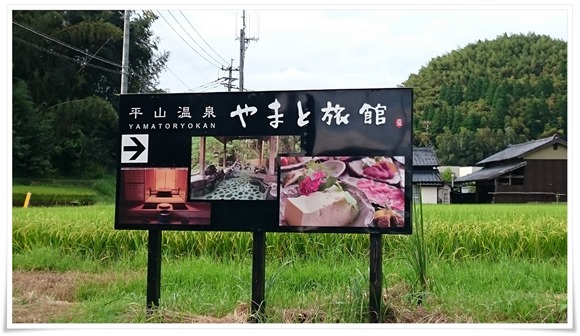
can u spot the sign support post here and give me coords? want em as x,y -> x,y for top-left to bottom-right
146,229 -> 162,314
369,233 -> 383,323
250,231 -> 266,322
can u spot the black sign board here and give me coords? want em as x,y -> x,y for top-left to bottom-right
115,88 -> 413,234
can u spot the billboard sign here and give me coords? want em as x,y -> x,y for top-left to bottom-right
115,88 -> 412,234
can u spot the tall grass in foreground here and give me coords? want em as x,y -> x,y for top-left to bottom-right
12,245 -> 567,323
12,204 -> 567,262
405,195 -> 428,305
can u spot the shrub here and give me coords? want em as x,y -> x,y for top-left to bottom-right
12,185 -> 97,207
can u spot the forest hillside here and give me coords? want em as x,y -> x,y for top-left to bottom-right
403,33 -> 567,165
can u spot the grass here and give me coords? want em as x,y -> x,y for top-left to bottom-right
12,245 -> 567,323
12,204 -> 567,261
428,259 -> 566,323
406,192 -> 428,304
10,202 -> 568,323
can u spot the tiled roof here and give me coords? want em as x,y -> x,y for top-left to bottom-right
477,135 -> 567,165
454,161 -> 527,183
413,147 -> 439,167
412,170 -> 444,185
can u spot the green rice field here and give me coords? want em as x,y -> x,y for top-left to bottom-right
11,203 -> 568,324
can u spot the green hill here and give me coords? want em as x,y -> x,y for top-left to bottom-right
403,33 -> 567,165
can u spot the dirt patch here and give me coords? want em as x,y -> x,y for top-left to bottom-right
145,302 -> 251,323
12,271 -> 78,323
141,303 -> 329,323
11,270 -> 134,323
381,282 -> 463,323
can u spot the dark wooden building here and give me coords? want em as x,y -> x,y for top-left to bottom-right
454,135 -> 567,203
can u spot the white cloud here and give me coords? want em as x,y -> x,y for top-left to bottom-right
151,7 -> 569,93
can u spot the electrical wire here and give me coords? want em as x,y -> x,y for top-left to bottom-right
13,20 -> 159,91
167,10 -> 226,68
14,37 -> 123,75
156,10 -> 223,69
198,83 -> 223,92
165,67 -> 192,91
152,16 -> 214,84
178,10 -> 229,65
192,82 -> 223,92
187,79 -> 223,92
14,37 -> 156,92
13,21 -> 123,69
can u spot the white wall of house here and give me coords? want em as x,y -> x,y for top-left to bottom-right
421,186 -> 439,204
413,185 -> 439,204
524,145 -> 567,160
459,166 -> 483,176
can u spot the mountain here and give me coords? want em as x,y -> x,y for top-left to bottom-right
403,33 -> 567,166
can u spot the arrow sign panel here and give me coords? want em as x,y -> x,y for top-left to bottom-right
121,134 -> 149,163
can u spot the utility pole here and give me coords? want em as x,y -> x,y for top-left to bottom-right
237,10 -> 258,92
220,59 -> 238,92
120,10 -> 131,94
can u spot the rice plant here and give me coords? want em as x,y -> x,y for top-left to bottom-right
12,203 -> 567,262
405,189 -> 429,305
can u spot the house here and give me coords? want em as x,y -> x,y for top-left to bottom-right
454,135 -> 567,203
413,147 -> 444,204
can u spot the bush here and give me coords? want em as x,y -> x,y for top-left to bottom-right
12,185 -> 97,207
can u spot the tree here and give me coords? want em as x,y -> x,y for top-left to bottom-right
435,127 -> 477,165
440,167 -> 454,183
47,96 -> 118,177
12,10 -> 169,177
12,79 -> 55,177
491,82 -> 509,129
525,98 -> 548,139
403,32 -> 567,159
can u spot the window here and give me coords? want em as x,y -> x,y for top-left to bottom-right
413,185 -> 421,203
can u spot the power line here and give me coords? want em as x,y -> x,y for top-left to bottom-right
14,37 -> 155,92
45,37 -> 113,109
14,18 -> 174,94
14,37 -> 123,75
179,10 -> 229,65
192,81 -> 223,92
167,10 -> 226,68
13,21 -> 123,69
160,37 -> 213,84
198,82 -> 223,92
165,67 -> 192,91
156,10 -> 223,69
187,79 -> 223,92
154,10 -> 218,89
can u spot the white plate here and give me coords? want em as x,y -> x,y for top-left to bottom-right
321,160 -> 346,178
347,158 -> 401,185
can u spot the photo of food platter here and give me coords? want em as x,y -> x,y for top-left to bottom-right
278,155 -> 406,228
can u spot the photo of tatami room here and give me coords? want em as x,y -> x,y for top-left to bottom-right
118,167 -> 211,225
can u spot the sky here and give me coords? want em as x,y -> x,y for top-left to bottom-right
149,5 -> 570,94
